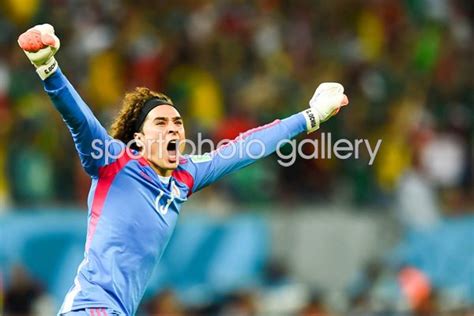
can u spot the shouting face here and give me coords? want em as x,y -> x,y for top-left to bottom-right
134,105 -> 186,176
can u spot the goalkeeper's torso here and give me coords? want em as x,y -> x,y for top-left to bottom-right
59,151 -> 194,315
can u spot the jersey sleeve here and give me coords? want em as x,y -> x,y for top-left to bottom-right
182,112 -> 309,193
43,67 -> 124,176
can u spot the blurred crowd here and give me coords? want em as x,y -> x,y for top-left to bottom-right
0,1 -> 473,314
3,259 -> 473,316
3,262 -> 334,316
0,0 -> 472,211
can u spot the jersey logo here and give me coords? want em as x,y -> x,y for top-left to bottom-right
190,154 -> 212,163
154,182 -> 181,215
154,191 -> 173,215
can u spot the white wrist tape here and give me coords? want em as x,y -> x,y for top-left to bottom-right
36,57 -> 58,80
301,108 -> 320,134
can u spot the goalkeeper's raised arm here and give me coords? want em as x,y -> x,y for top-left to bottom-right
17,24 -> 122,176
180,83 -> 349,193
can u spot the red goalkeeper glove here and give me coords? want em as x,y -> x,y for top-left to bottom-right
17,24 -> 60,80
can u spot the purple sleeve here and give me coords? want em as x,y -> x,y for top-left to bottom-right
181,113 -> 307,193
43,68 -> 124,176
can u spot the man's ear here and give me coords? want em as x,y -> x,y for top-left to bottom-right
133,132 -> 144,149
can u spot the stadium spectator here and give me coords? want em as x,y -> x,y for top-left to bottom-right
145,289 -> 184,316
4,264 -> 45,316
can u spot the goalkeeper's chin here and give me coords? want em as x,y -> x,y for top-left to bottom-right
154,151 -> 180,172
164,157 -> 179,170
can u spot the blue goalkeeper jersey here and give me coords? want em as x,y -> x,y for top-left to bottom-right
46,69 -> 310,315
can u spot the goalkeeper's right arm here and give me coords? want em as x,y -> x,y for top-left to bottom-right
18,24 -> 123,176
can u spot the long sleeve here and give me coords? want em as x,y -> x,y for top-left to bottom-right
43,68 -> 123,176
182,112 -> 309,193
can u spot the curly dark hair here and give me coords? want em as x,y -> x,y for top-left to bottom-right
110,87 -> 173,150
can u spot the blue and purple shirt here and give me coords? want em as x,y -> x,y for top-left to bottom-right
45,68 -> 311,315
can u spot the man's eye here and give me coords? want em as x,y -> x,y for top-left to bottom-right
156,121 -> 166,126
175,121 -> 183,126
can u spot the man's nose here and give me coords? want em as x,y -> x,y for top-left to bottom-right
168,125 -> 179,134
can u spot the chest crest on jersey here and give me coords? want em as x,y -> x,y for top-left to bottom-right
154,181 -> 181,215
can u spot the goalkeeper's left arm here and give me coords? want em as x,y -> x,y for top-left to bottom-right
17,24 -> 123,176
180,83 -> 349,194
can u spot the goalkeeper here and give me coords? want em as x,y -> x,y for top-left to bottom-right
18,24 -> 349,316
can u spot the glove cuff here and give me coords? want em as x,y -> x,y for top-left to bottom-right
36,57 -> 58,80
301,108 -> 320,134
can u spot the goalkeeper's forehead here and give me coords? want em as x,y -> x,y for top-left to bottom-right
145,104 -> 182,121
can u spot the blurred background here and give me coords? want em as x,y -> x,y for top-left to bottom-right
0,0 -> 473,315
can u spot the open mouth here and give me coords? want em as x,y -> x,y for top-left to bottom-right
166,140 -> 178,162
